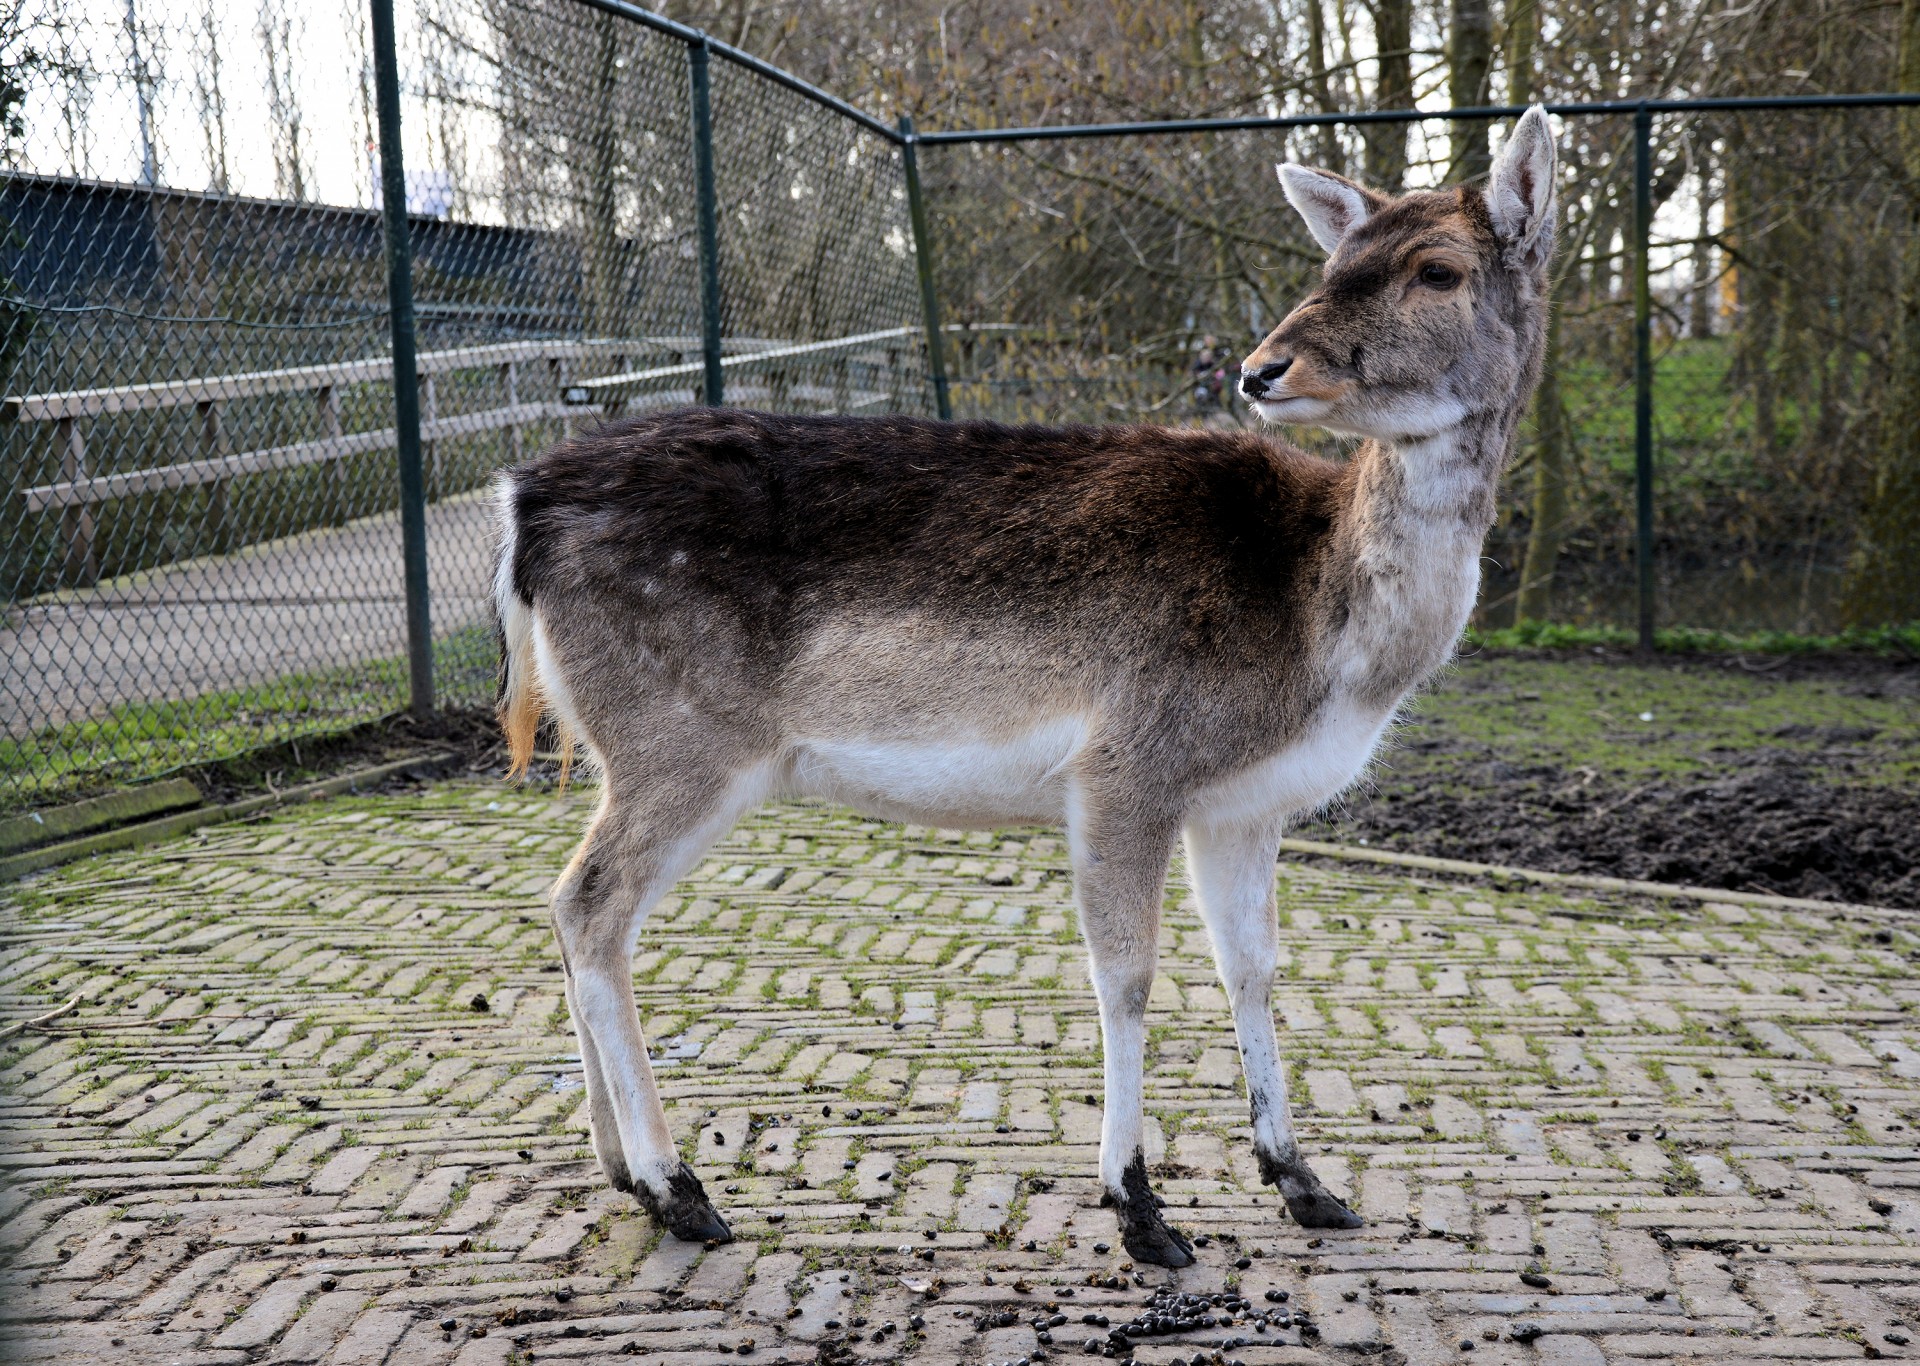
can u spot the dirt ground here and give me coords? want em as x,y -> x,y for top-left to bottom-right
1296,648 -> 1920,907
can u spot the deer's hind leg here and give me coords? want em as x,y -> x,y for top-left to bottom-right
550,744 -> 774,1243
1184,816 -> 1361,1229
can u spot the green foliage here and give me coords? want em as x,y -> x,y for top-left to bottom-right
2,623 -> 494,809
1467,621 -> 1920,656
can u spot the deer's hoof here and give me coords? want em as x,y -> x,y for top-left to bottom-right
1120,1211 -> 1196,1268
640,1162 -> 734,1244
1282,1184 -> 1363,1229
1258,1149 -> 1365,1230
1109,1151 -> 1195,1267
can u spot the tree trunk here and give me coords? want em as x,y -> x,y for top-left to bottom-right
1518,300 -> 1568,622
1688,160 -> 1714,339
578,14 -> 624,337
1842,0 -> 1920,625
1447,0 -> 1494,181
1504,0 -> 1536,105
1305,0 -> 1345,171
1362,0 -> 1412,191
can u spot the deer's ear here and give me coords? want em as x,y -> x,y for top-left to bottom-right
1488,105 -> 1557,262
1277,164 -> 1383,254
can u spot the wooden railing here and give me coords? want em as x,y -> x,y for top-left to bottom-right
5,339 -> 651,585
7,328 -> 936,586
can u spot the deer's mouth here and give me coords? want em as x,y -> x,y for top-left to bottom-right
1245,373 -> 1353,424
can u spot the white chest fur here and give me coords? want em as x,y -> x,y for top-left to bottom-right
1191,452 -> 1489,832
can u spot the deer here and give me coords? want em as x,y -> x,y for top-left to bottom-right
491,107 -> 1556,1268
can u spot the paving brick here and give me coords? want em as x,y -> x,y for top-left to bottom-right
2,778 -> 1917,1364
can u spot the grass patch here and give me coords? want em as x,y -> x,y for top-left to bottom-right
1469,621 -> 1920,657
3,624 -> 495,811
1393,650 -> 1920,789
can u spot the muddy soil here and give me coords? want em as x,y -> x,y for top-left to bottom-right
1296,649 -> 1920,907
1296,749 -> 1920,906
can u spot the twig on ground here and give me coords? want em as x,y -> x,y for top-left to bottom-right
0,994 -> 83,1043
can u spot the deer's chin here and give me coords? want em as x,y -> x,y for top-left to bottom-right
1338,393 -> 1472,442
1248,394 -> 1337,424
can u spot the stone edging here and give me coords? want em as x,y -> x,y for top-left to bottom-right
1279,835 -> 1905,917
0,752 -> 460,882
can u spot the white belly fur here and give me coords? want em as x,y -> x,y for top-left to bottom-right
786,716 -> 1086,828
784,688 -> 1399,833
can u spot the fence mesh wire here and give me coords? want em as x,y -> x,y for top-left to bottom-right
0,0 -> 926,811
921,106 -> 1916,637
1,1 -> 1912,815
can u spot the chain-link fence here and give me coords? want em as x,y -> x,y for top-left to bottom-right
915,101 -> 1919,642
1,0 -> 930,810
2,0 -> 1913,813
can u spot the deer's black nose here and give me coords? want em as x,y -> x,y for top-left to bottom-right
1240,358 -> 1293,398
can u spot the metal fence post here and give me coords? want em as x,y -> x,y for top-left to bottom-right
1632,101 -> 1656,653
370,0 -> 433,715
899,114 -> 953,420
687,37 -> 725,406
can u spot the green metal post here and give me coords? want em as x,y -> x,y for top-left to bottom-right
370,0 -> 432,715
1632,102 -> 1656,654
899,115 -> 952,420
688,38 -> 724,405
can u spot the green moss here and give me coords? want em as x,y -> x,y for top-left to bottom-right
1391,650 -> 1920,789
1468,621 -> 1920,656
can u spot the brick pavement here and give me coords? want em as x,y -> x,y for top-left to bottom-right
2,779 -> 1918,1365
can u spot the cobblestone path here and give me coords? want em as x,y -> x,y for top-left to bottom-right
3,780 -> 1918,1366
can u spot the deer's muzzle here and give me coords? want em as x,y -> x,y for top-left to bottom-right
1238,357 -> 1293,400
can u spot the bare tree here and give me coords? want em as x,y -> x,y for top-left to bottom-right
192,2 -> 228,193
1361,0 -> 1411,190
1447,0 -> 1493,180
1844,0 -> 1920,625
257,0 -> 305,201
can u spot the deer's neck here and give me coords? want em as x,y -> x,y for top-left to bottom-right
1331,410 -> 1513,704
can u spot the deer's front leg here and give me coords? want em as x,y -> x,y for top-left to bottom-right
1185,817 -> 1361,1229
1069,799 -> 1193,1267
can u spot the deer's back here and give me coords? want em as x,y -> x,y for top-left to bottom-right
509,406 -> 1346,657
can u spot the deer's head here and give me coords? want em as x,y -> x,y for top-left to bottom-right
1241,106 -> 1556,444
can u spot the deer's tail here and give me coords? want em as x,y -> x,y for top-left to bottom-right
494,473 -> 574,785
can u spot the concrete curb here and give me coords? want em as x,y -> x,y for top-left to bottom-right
0,751 -> 460,882
1278,835 -> 1906,917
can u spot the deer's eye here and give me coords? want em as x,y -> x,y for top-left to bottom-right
1418,262 -> 1461,289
